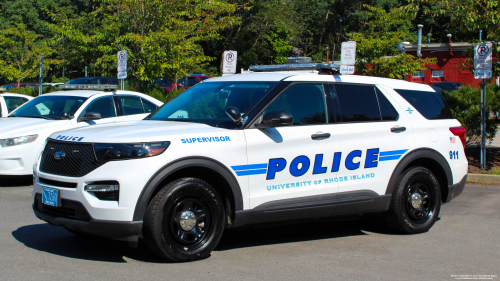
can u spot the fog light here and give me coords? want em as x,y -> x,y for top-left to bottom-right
84,184 -> 119,192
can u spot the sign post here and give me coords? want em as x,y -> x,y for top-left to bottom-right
340,41 -> 356,75
117,50 -> 127,90
474,41 -> 492,169
38,53 -> 44,96
222,51 -> 237,76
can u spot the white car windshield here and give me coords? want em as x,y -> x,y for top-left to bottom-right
147,81 -> 279,128
9,96 -> 87,120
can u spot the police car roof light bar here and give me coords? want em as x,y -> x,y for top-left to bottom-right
249,63 -> 340,74
57,84 -> 118,91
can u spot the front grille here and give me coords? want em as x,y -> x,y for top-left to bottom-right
40,140 -> 106,177
35,193 -> 92,222
39,177 -> 77,188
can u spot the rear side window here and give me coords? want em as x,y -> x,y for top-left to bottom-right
394,89 -> 453,119
334,84 -> 381,122
119,96 -> 145,115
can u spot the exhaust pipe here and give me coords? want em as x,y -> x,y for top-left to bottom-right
417,24 -> 423,57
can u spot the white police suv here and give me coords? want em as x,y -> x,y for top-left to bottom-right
32,64 -> 468,262
0,85 -> 162,175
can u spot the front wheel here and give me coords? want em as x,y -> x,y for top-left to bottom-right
143,178 -> 225,262
384,166 -> 441,234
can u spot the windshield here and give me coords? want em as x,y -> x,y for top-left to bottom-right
10,95 -> 88,120
147,81 -> 279,128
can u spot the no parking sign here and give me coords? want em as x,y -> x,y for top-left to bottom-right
223,51 -> 237,74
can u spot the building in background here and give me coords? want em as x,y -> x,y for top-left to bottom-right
401,42 -> 499,87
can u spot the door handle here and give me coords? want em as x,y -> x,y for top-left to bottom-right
311,133 -> 331,140
390,126 -> 406,133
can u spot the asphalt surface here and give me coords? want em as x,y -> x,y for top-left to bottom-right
0,176 -> 498,281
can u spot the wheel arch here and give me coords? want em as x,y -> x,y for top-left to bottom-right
133,157 -> 243,223
385,148 -> 453,202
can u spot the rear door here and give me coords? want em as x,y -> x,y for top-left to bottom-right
332,84 -> 415,196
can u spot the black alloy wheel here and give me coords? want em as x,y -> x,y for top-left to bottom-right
168,197 -> 212,246
144,178 -> 225,262
384,166 -> 441,234
405,181 -> 433,221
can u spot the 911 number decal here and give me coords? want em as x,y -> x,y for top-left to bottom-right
450,150 -> 459,160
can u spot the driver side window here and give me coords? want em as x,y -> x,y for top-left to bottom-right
84,96 -> 117,119
264,84 -> 328,125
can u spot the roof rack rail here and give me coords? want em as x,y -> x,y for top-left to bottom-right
57,84 -> 118,91
249,63 -> 340,74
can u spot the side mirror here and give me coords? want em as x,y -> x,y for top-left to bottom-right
60,111 -> 72,120
255,110 -> 293,129
80,112 -> 102,122
225,106 -> 241,123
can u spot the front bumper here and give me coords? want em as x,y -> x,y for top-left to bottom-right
444,174 -> 467,203
33,197 -> 143,239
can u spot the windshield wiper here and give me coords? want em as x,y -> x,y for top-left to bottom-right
21,115 -> 54,120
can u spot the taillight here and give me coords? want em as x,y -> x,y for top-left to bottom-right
449,126 -> 467,148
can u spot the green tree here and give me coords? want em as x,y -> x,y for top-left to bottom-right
411,0 -> 500,78
348,4 -> 436,78
53,0 -> 240,90
442,85 -> 498,146
0,23 -> 59,86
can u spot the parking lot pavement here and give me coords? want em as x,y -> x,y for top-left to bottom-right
0,178 -> 498,281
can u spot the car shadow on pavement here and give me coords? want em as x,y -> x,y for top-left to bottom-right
12,214 -> 400,263
215,213 -> 399,252
0,175 -> 32,187
12,223 -> 167,263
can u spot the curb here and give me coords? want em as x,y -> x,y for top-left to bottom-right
466,173 -> 500,185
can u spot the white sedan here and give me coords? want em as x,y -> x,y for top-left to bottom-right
0,87 -> 163,175
0,92 -> 33,118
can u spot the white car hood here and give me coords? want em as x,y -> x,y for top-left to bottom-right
0,117 -> 69,139
49,120 -> 231,143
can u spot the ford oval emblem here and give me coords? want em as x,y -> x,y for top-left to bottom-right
54,151 -> 66,160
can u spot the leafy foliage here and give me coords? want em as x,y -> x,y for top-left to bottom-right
0,23 -> 60,86
442,85 -> 499,146
348,4 -> 437,78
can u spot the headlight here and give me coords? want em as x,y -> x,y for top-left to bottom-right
0,134 -> 38,147
94,141 -> 170,162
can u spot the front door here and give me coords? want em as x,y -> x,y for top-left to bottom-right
244,83 -> 339,209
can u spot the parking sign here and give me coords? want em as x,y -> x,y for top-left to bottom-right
223,51 -> 237,74
474,42 -> 492,69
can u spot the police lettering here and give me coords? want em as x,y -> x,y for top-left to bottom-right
266,149 -> 380,180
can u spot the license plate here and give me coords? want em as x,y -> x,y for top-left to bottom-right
42,187 -> 59,207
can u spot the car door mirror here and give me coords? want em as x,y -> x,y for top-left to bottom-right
255,110 -> 293,129
225,106 -> 241,123
60,111 -> 72,120
80,112 -> 102,121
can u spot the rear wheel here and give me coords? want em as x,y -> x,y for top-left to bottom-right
384,166 -> 441,234
143,178 -> 225,262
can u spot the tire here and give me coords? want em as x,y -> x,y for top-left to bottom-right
384,166 -> 441,234
143,178 -> 225,262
